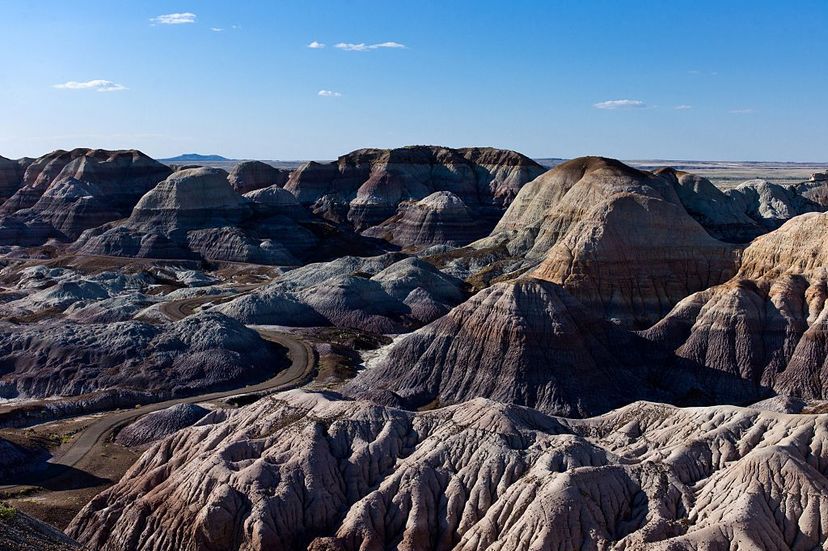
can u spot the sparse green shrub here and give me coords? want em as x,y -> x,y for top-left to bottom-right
0,503 -> 17,521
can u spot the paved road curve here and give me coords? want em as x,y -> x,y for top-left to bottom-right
0,295 -> 314,492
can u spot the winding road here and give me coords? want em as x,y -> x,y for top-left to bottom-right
0,291 -> 315,493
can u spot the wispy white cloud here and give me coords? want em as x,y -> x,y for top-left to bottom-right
151,12 -> 196,25
674,104 -> 693,110
308,40 -> 325,49
52,80 -> 128,92
334,41 -> 406,52
318,90 -> 342,97
211,27 -> 224,32
593,99 -> 646,110
729,108 -> 754,114
372,41 -> 406,49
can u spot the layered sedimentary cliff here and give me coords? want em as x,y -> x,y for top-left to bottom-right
362,191 -> 487,249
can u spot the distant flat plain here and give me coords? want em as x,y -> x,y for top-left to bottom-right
627,160 -> 828,189
167,157 -> 828,190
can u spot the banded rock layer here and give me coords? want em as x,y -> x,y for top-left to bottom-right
474,157 -> 741,326
346,278 -> 762,416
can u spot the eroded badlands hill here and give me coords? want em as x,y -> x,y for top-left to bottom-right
0,311 -> 283,403
73,167 -> 320,265
68,390 -> 828,551
346,278 -> 762,415
284,145 -> 545,241
362,191 -> 487,248
645,210 -> 828,398
443,156 -> 828,327
217,254 -> 467,332
0,149 -> 171,245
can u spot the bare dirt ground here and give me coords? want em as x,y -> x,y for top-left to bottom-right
7,440 -> 137,530
1,415 -> 137,529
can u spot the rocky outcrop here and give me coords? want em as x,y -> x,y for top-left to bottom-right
217,256 -> 466,331
227,161 -> 290,194
115,403 -> 210,447
362,191 -> 487,249
644,211 -> 828,398
797,178 -> 828,208
0,312 -> 282,400
68,391 -> 828,550
346,278 -> 762,416
284,146 -> 544,237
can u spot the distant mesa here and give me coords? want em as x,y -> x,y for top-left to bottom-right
159,153 -> 234,163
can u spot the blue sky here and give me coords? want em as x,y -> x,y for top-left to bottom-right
0,0 -> 825,161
